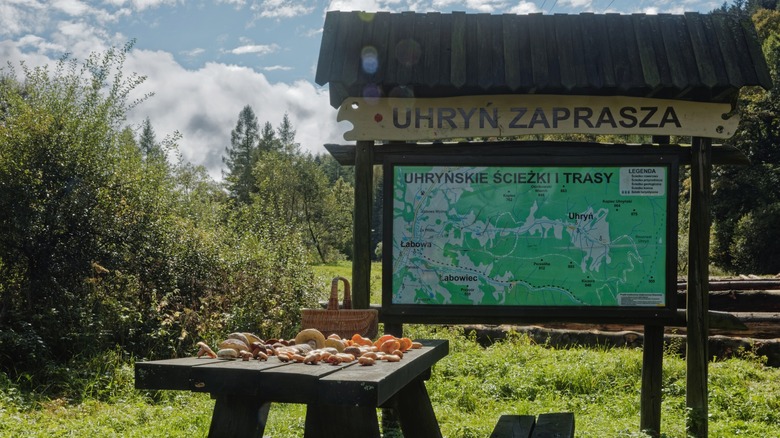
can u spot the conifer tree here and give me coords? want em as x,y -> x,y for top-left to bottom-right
139,117 -> 165,162
258,121 -> 279,153
223,105 -> 260,204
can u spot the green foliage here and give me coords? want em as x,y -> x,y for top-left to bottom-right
0,47 -> 321,391
252,149 -> 354,263
711,8 -> 780,274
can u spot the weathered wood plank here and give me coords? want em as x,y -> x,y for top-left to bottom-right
465,14 -> 480,90
392,378 -> 443,438
711,14 -> 744,87
134,357 -> 221,390
327,12 -> 355,87
438,13 -> 453,88
620,15 -> 644,90
542,15 -> 561,90
592,14 -> 616,88
208,396 -> 270,438
676,15 -> 703,90
569,15 -> 589,89
369,12 -> 391,85
323,142 -> 749,167
394,11 -> 415,85
303,404 -> 380,438
340,12 -> 364,87
555,14 -> 576,90
698,14 -> 730,88
490,415 -> 535,438
660,14 -> 688,91
450,11 -> 467,88
687,136 -> 712,438
580,13 -> 603,89
685,13 -> 718,88
640,325 -> 664,437
528,13 -> 549,90
606,13 -> 631,89
502,14 -> 522,91
352,141 -> 373,310
412,12 -> 428,86
477,13 -> 494,90
423,12 -> 441,87
314,11 -> 339,86
632,14 -> 661,90
532,412 -> 575,438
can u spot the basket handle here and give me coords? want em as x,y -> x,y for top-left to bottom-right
328,276 -> 352,310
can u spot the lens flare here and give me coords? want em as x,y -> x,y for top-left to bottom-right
361,46 -> 379,74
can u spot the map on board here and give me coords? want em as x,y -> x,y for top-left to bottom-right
391,165 -> 669,307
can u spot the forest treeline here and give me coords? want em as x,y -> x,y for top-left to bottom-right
0,1 -> 778,393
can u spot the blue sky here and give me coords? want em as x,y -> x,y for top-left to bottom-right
1,0 -> 723,179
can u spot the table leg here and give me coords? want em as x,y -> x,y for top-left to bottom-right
393,378 -> 442,438
303,404 -> 380,438
207,395 -> 270,438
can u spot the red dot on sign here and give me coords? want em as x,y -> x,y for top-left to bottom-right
374,113 -> 383,122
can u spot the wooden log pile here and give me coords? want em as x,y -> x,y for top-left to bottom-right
464,278 -> 780,367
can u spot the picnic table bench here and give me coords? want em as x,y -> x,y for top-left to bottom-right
490,413 -> 575,438
135,339 -> 448,437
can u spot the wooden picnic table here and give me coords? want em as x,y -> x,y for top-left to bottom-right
135,339 -> 448,438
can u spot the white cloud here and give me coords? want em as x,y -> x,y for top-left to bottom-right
508,1 -> 541,14
102,0 -> 179,12
263,65 -> 293,71
254,0 -> 316,18
558,0 -> 593,10
51,0 -> 90,16
228,43 -> 280,55
125,49 -> 345,180
0,0 -> 49,36
180,47 -> 205,58
217,0 -> 248,7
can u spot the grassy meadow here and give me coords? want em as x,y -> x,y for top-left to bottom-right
2,262 -> 779,437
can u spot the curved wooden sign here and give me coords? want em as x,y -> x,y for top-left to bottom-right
337,95 -> 739,141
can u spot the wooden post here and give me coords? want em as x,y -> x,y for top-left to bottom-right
686,136 -> 712,437
640,324 -> 663,437
352,141 -> 374,309
636,134 -> 669,437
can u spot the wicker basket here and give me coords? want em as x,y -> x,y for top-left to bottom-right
300,276 -> 379,340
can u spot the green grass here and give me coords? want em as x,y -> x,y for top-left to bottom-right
311,261 -> 383,304
2,326 -> 780,437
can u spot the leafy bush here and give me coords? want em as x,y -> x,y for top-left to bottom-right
730,203 -> 780,274
0,46 -> 320,390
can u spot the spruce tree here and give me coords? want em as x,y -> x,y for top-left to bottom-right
223,105 -> 260,204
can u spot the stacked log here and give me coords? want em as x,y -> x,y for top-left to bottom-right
465,278 -> 780,367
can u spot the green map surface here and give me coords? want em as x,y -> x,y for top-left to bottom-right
391,165 -> 668,307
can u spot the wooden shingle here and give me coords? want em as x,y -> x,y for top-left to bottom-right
315,11 -> 772,108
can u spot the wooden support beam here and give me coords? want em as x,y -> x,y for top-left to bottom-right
686,136 -> 712,438
324,142 -> 749,166
352,141 -> 374,309
640,324 -> 664,437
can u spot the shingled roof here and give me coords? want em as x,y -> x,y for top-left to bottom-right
315,11 -> 772,109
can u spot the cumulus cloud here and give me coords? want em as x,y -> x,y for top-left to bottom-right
124,49 -> 345,180
0,0 -> 49,36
